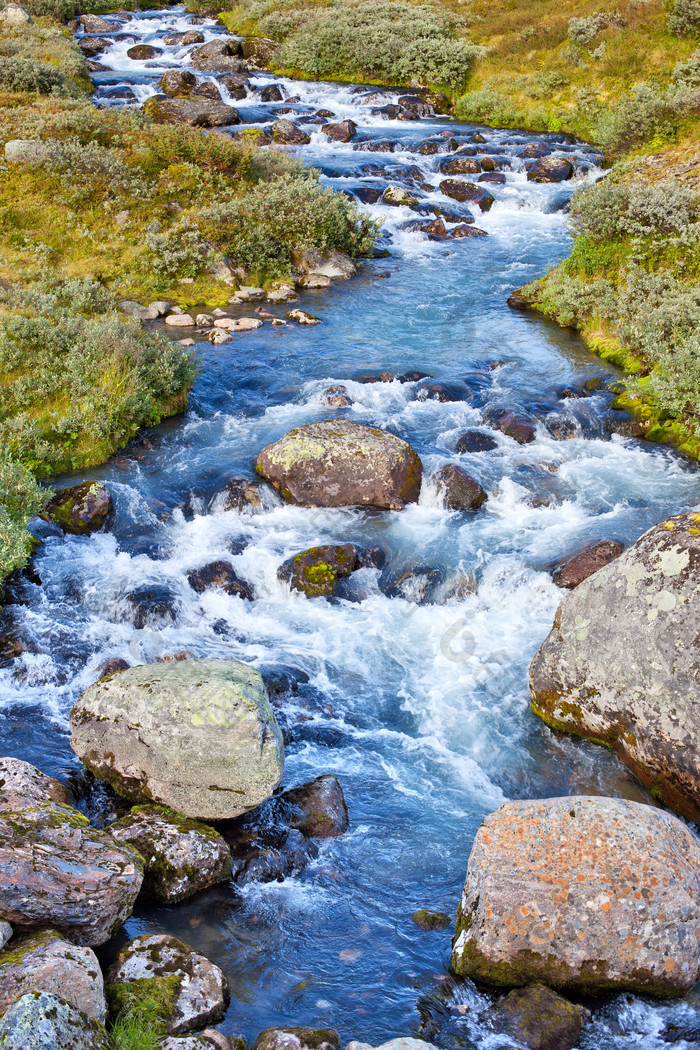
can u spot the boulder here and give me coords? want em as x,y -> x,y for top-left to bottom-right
322,119 -> 357,142
278,544 -> 359,599
271,119 -> 310,144
253,1030 -> 339,1050
0,992 -> 111,1050
78,13 -> 113,31
70,658 -> 284,820
434,464 -> 487,511
190,39 -> 246,72
0,800 -> 143,946
0,2 -> 31,24
483,407 -> 536,444
144,94 -> 239,127
439,180 -> 494,210
108,805 -> 233,904
160,1034 -> 235,1050
479,171 -> 506,184
187,560 -> 255,600
452,796 -> 700,995
551,538 -> 624,588
163,29 -> 205,45
451,224 -> 487,238
240,36 -> 280,68
485,983 -> 586,1050
126,43 -> 159,60
382,185 -> 418,206
165,313 -> 196,326
220,74 -> 248,100
4,139 -> 51,167
455,430 -> 498,453
402,218 -> 447,237
78,36 -> 110,56
0,926 -> 10,951
280,775 -> 349,837
0,928 -> 105,1021
412,910 -> 450,931
438,156 -> 481,176
255,419 -> 422,510
46,481 -> 112,535
0,756 -> 70,809
294,248 -> 356,278
397,94 -> 433,117
212,476 -> 275,513
530,512 -> 700,820
106,934 -> 229,1035
259,83 -> 284,102
527,158 -> 573,183
159,69 -> 197,96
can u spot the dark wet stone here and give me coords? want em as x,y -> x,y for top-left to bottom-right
415,380 -> 469,403
46,482 -> 112,536
190,38 -> 247,72
479,171 -> 506,184
417,139 -> 441,155
434,464 -> 488,511
439,180 -> 494,211
355,545 -> 386,570
278,544 -> 359,599
552,539 -> 625,589
380,565 -> 443,604
527,157 -> 574,183
486,983 -> 585,1050
124,585 -> 179,629
397,370 -> 431,383
519,143 -> 550,159
96,658 -> 130,680
483,407 -> 536,444
353,186 -> 383,204
451,224 -> 487,238
259,83 -> 284,102
322,119 -> 357,142
456,430 -> 499,453
438,156 -> 482,175
397,94 -> 433,117
280,774 -> 349,838
187,560 -> 255,600
401,218 -> 447,238
213,476 -> 275,513
163,29 -> 204,44
126,43 -> 159,60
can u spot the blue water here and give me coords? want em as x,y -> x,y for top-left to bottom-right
1,8 -> 700,1047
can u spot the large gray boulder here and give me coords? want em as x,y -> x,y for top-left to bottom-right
70,659 -> 284,820
0,928 -> 105,1021
106,934 -> 229,1035
0,801 -> 143,946
529,511 -> 700,821
143,94 -> 240,127
0,992 -> 111,1049
256,419 -> 422,510
0,3 -> 32,25
452,796 -> 700,995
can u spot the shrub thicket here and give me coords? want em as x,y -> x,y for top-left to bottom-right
0,451 -> 46,584
667,0 -> 700,37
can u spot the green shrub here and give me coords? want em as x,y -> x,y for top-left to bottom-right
568,177 -> 698,241
144,225 -> 213,279
667,0 -> 700,37
0,450 -> 46,585
567,13 -> 610,46
0,56 -> 75,95
595,82 -> 675,153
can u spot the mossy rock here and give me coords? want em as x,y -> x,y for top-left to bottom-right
278,544 -> 359,598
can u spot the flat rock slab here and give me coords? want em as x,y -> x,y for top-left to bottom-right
70,658 -> 284,820
0,928 -> 105,1021
106,934 -> 229,1035
0,991 -> 111,1049
530,512 -> 700,820
0,801 -> 143,946
108,805 -> 233,903
452,796 -> 700,995
256,419 -> 422,510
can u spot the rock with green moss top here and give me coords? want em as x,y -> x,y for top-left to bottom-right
106,934 -> 229,1035
0,928 -> 105,1021
252,1028 -> 339,1050
411,909 -> 450,931
108,805 -> 233,904
485,983 -> 587,1050
256,419 -> 422,510
278,545 -> 358,598
281,774 -> 349,837
46,481 -> 112,535
452,796 -> 700,996
0,991 -> 111,1049
0,756 -> 70,809
530,511 -> 700,821
70,658 -> 284,820
0,800 -> 143,946
143,94 -> 240,127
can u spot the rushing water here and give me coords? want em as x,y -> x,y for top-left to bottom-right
3,8 -> 700,1047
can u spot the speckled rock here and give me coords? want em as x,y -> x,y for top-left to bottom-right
439,180 -> 493,210
434,464 -> 487,511
46,481 -> 112,535
0,928 -> 105,1021
0,991 -> 111,1049
187,561 -> 254,600
278,545 -> 359,598
190,39 -> 246,72
0,3 -> 32,25
322,119 -> 357,142
455,431 -> 498,454
271,119 -> 310,145
0,756 -> 70,809
452,796 -> 700,995
256,419 -> 422,510
0,800 -> 143,945
527,157 -> 573,182
253,1029 -> 339,1050
108,805 -> 233,903
345,1040 -> 437,1050
106,934 -> 229,1035
240,36 -> 280,68
485,983 -> 586,1050
281,775 -> 349,837
144,94 -> 240,127
159,1033 -> 234,1049
127,43 -> 160,60
159,69 -> 197,96
70,659 -> 284,820
551,538 -> 624,588
530,512 -> 700,820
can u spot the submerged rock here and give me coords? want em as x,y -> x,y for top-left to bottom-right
106,934 -> 229,1035
530,512 -> 700,820
46,481 -> 112,535
0,928 -> 105,1021
124,583 -> 179,629
0,800 -> 143,946
434,464 -> 487,511
70,659 -> 284,820
452,796 -> 700,995
278,544 -> 359,599
485,983 -> 586,1050
0,991 -> 111,1050
281,775 -> 349,837
211,476 -> 276,513
253,1029 -> 339,1050
127,43 -> 160,60
256,419 -> 422,510
380,565 -> 442,604
551,538 -> 624,588
412,910 -> 450,931
108,805 -> 233,903
187,560 -> 255,600
0,756 -> 70,809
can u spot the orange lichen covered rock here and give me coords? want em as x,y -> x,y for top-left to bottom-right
452,796 -> 700,996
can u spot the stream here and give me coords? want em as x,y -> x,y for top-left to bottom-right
3,7 -> 700,1047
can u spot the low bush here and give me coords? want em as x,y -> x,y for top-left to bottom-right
594,82 -> 675,153
0,55 -> 75,95
567,12 -> 610,46
667,0 -> 700,37
0,450 -> 46,585
568,177 -> 698,240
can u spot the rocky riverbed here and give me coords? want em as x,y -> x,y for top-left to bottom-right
2,5 -> 700,1049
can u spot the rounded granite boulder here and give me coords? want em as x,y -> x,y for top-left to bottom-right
452,795 -> 700,996
70,659 -> 284,820
256,419 -> 422,510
